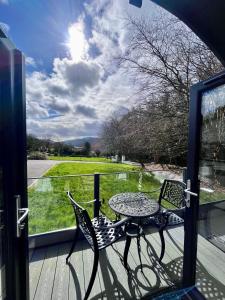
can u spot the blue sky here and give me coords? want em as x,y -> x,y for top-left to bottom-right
0,0 -> 159,140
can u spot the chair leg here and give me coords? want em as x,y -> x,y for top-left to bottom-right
84,250 -> 99,300
158,228 -> 165,262
66,228 -> 79,263
123,235 -> 132,271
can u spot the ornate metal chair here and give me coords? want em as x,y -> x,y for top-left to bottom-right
66,191 -> 128,300
144,179 -> 186,262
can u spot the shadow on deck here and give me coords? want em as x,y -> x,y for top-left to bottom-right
29,226 -> 225,300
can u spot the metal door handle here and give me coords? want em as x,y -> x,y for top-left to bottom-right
184,189 -> 198,197
15,195 -> 29,237
184,180 -> 198,208
18,208 -> 29,224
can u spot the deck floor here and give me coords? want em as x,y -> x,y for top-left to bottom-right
29,226 -> 225,300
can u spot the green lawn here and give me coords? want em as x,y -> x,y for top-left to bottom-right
28,162 -> 161,235
49,155 -> 111,163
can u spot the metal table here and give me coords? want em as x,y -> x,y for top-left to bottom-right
109,192 -> 159,271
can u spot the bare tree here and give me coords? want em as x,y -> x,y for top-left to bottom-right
101,14 -> 223,166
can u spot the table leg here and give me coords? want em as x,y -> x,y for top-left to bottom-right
123,235 -> 131,271
137,235 -> 143,272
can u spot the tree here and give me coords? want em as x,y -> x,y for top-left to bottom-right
83,142 -> 91,156
95,149 -> 101,157
102,14 -> 223,166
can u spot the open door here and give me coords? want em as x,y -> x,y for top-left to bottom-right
0,30 -> 29,299
183,70 -> 225,291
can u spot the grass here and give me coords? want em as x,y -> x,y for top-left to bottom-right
28,162 -> 161,235
49,155 -> 111,163
28,160 -> 225,235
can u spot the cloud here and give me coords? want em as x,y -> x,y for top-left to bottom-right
53,58 -> 101,92
76,105 -> 97,118
26,0 -> 160,140
26,57 -> 37,67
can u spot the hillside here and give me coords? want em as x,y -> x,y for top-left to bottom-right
64,137 -> 102,150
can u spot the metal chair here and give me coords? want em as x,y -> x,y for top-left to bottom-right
144,179 -> 186,262
66,191 -> 128,300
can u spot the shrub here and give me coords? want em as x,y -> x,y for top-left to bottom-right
28,151 -> 48,160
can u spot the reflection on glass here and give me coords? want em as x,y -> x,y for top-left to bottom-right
197,83 -> 225,299
199,84 -> 225,248
200,84 -> 225,200
0,167 -> 5,299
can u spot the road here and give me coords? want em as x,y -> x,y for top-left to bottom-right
27,160 -> 59,186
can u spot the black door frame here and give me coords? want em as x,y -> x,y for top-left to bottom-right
0,32 -> 29,300
183,70 -> 225,288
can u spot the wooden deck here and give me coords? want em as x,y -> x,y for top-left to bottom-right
29,226 -> 225,300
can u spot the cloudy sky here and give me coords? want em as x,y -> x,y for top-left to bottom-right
0,0 -> 161,141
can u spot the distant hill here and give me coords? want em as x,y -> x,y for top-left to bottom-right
64,137 -> 101,149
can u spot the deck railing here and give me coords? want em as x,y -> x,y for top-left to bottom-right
27,169 -> 184,235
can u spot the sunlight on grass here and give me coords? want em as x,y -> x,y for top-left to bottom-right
28,162 -> 162,235
49,156 -> 111,163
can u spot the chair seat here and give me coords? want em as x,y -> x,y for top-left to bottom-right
91,215 -> 124,250
149,210 -> 184,227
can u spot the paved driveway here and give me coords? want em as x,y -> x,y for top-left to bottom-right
27,160 -> 59,186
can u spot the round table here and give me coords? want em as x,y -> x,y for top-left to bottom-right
109,192 -> 159,218
109,192 -> 159,271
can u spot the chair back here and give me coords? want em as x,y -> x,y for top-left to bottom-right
67,191 -> 98,249
159,180 -> 186,209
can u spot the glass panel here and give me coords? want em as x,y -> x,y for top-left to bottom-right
28,175 -> 94,234
0,116 -> 6,298
0,167 -> 6,300
197,84 -> 225,298
100,171 -> 161,219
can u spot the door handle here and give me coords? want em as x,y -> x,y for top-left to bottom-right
184,189 -> 198,197
15,195 -> 29,237
184,180 -> 198,208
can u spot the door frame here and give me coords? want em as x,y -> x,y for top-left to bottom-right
182,70 -> 225,287
0,33 -> 29,300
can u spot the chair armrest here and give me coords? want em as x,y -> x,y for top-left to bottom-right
77,199 -> 97,204
140,188 -> 161,194
93,217 -> 131,229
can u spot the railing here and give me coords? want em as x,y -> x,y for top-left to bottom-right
28,169 -> 184,235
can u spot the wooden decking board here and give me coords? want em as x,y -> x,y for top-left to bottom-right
167,227 -> 225,300
172,227 -> 225,277
102,239 -> 142,299
51,243 -> 70,300
125,238 -> 160,297
34,245 -> 59,300
68,242 -> 83,300
139,234 -> 177,290
147,230 -> 183,285
29,228 -> 225,300
82,240 -> 102,300
29,247 -> 47,300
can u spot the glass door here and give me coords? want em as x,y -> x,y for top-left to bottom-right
0,30 -> 29,300
184,71 -> 225,296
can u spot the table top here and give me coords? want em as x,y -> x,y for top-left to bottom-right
109,192 -> 159,218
